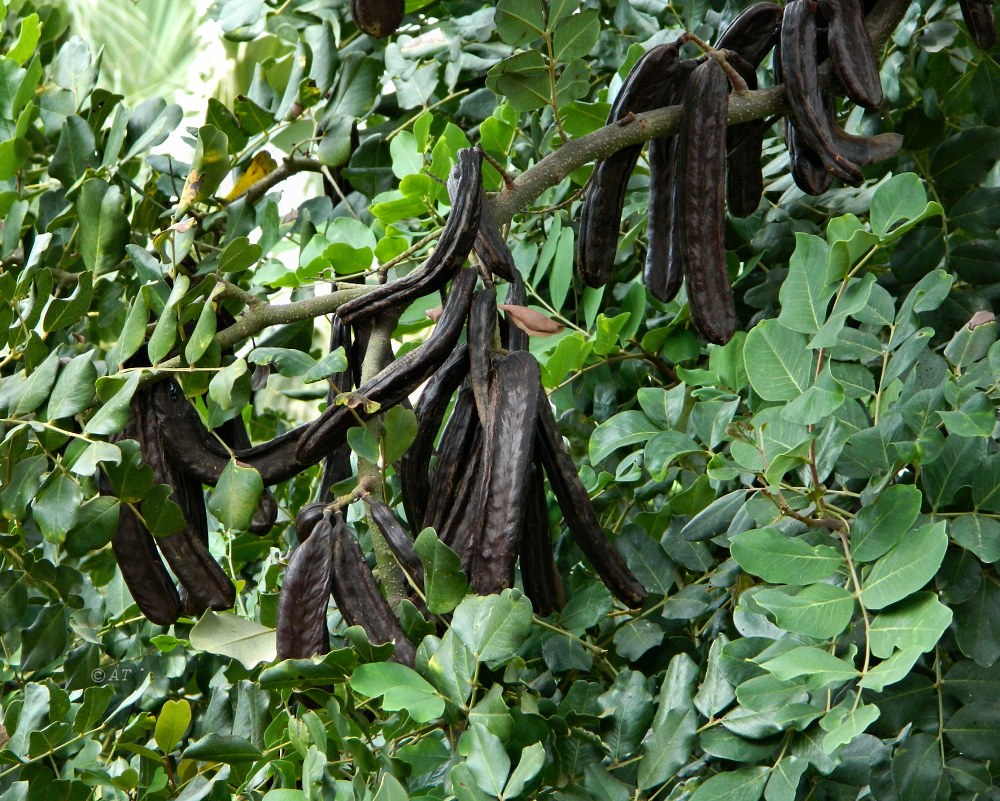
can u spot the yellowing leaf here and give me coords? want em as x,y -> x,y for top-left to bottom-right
223,151 -> 278,202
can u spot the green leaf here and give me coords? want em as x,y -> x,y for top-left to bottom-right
743,320 -> 813,401
851,484 -> 923,562
49,115 -> 97,187
943,315 -> 996,367
694,636 -> 736,718
142,484 -> 186,537
949,514 -> 1000,562
106,287 -> 150,371
414,528 -> 469,614
931,126 -> 1000,188
869,592 -> 953,658
20,605 -> 68,674
504,742 -> 545,799
939,392 -> 996,437
206,459 -> 264,532
494,0 -> 545,45
861,521 -> 948,609
589,411 -> 658,465
644,430 -> 702,480
154,699 -> 191,753
32,472 -> 83,544
350,662 -> 445,723
869,173 -> 943,240
183,733 -> 262,763
147,274 -> 190,365
347,425 -> 380,464
77,179 -> 129,274
44,271 -> 94,334
427,629 -> 476,707
1,455 -> 47,521
638,707 -> 698,789
302,347 -> 348,384
730,528 -> 843,585
84,371 -> 141,435
760,646 -> 858,684
552,10 -> 599,62
459,723 -> 510,796
617,526 -> 674,596
857,647 -> 922,692
46,353 -> 97,419
780,366 -> 844,425
179,125 -> 230,210
248,346 -> 316,377
218,236 -> 262,274
0,572 -> 28,634
184,301 -> 218,365
451,589 -> 533,667
954,573 -> 1000,666
945,705 -> 1000,760
8,13 -> 40,65
764,757 -> 807,801
819,701 -> 880,752
14,350 -> 61,415
487,52 -> 550,112
559,581 -> 613,633
382,406 -> 418,464
777,233 -> 835,335
688,767 -> 769,801
753,584 -> 855,638
189,611 -> 276,669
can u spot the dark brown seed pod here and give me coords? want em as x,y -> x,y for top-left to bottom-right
577,43 -> 681,288
318,315 -> 355,502
534,395 -> 647,607
364,496 -> 425,588
295,266 -> 478,466
398,344 -> 470,531
295,502 -> 328,543
780,0 -> 864,185
350,0 -> 404,38
276,514 -> 333,660
215,414 -> 278,536
645,58 -> 698,302
473,186 -> 518,284
101,459 -> 183,627
140,387 -> 235,612
787,120 -> 835,195
469,351 -> 540,596
424,386 -> 481,539
960,0 -> 998,50
519,464 -> 565,616
715,2 -> 784,66
817,0 -> 883,108
501,270 -> 530,352
329,511 -> 416,665
675,58 -> 736,345
436,431 -> 485,565
468,285 -> 499,426
721,53 -> 768,218
335,148 -> 482,326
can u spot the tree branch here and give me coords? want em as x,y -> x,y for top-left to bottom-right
242,156 -> 325,205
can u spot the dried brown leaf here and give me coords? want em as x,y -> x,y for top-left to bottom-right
498,304 -> 565,337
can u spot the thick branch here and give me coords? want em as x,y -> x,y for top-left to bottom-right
491,0 -> 910,226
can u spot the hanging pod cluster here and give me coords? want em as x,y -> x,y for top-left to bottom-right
106,148 -> 646,665
576,0 -> 904,345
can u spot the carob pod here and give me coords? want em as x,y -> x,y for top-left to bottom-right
473,187 -> 518,284
714,3 -> 783,217
101,431 -> 183,626
364,495 -> 425,588
436,426 -> 485,562
215,414 -> 278,536
351,0 -> 404,38
519,464 -> 565,616
329,510 -> 416,665
780,0 -> 864,185
318,315 -> 355,502
295,266 -> 478,466
143,384 -> 236,611
675,58 -> 736,345
468,285 -> 499,426
335,148 -> 482,326
295,501 -> 328,543
276,513 -> 334,659
817,0 -> 883,108
645,58 -> 698,302
423,386 -> 481,538
469,351 -> 540,596
501,270 -> 530,353
397,344 -> 470,531
774,38 -> 834,195
534,394 -> 647,607
960,0 -> 998,50
577,42 -> 680,288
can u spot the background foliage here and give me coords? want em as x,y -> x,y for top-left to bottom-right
1,0 -> 999,799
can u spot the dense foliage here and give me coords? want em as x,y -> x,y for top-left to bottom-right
1,0 -> 1000,799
